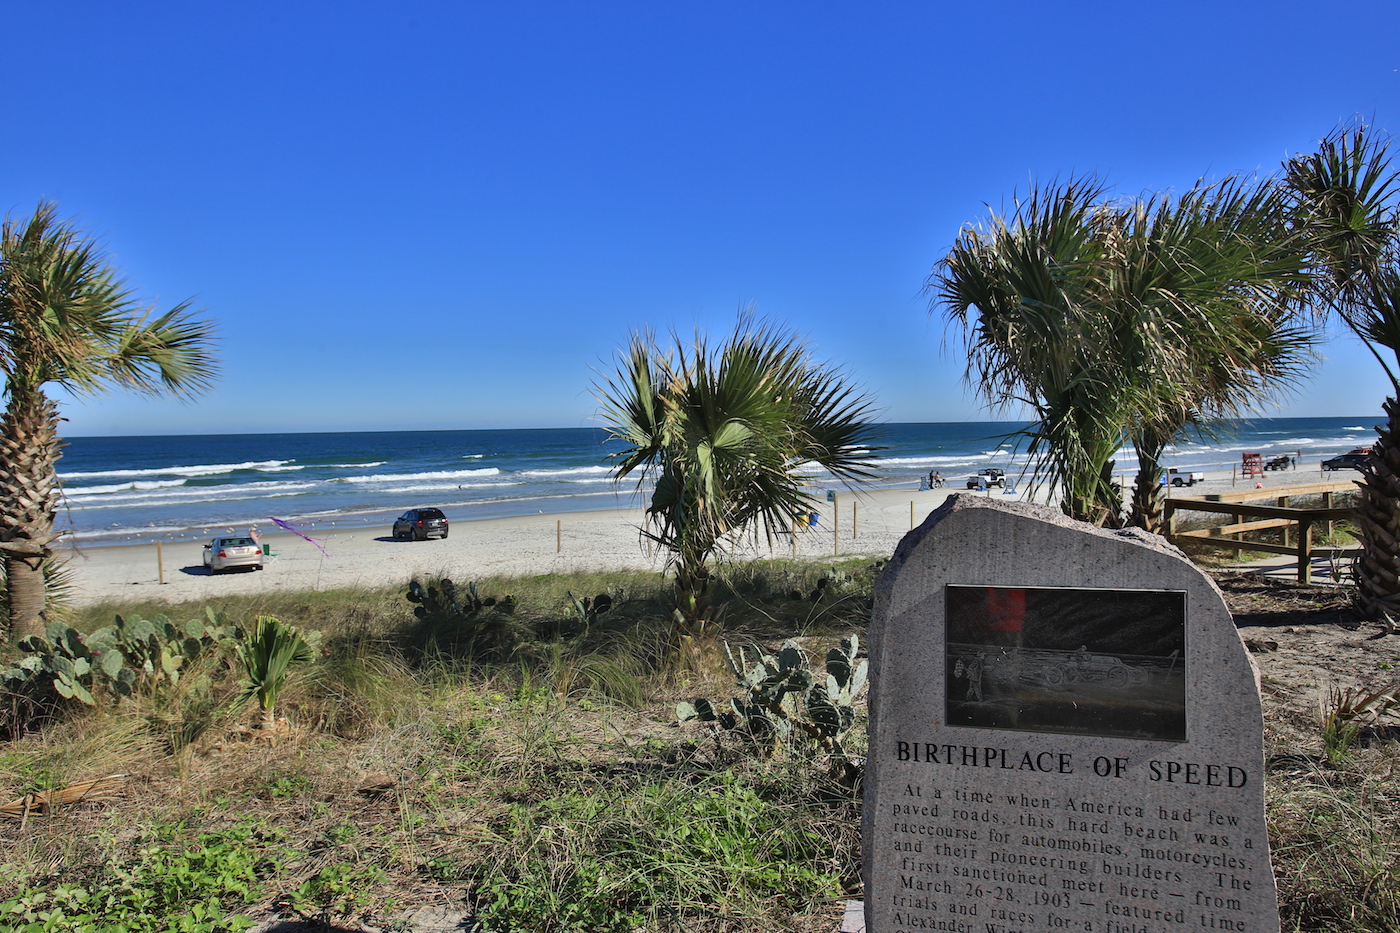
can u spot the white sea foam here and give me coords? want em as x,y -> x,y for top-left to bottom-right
365,480 -> 528,496
67,479 -> 189,496
342,468 -> 502,484
61,460 -> 294,480
519,465 -> 613,477
72,481 -> 318,508
878,455 -> 989,467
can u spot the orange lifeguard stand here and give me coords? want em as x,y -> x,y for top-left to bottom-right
1242,452 -> 1264,477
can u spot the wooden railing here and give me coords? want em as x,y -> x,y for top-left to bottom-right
1163,481 -> 1358,583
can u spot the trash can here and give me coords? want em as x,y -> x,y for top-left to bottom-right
808,512 -> 820,527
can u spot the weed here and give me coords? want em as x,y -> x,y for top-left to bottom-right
1320,683 -> 1400,764
281,862 -> 387,921
0,817 -> 279,933
466,770 -> 838,932
1270,757 -> 1400,931
259,771 -> 313,800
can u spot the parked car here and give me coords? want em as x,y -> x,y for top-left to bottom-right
202,536 -> 263,574
394,508 -> 450,540
1165,468 -> 1205,487
965,469 -> 1006,489
1322,447 -> 1372,472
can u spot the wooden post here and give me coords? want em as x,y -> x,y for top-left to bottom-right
911,501 -> 915,529
1278,496 -> 1292,548
1231,465 -> 1237,487
833,498 -> 839,556
853,500 -> 858,539
1322,491 -> 1335,538
557,520 -> 561,553
156,540 -> 165,585
1298,519 -> 1313,585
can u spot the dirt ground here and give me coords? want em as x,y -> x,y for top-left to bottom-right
1212,569 -> 1400,755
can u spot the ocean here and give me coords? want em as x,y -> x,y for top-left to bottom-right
56,417 -> 1381,547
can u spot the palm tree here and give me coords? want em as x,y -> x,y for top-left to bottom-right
1285,124 -> 1400,620
930,176 -> 1313,530
931,176 -> 1133,525
0,203 -> 217,641
597,317 -> 880,646
1108,180 -> 1313,532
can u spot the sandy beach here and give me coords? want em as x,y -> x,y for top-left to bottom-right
59,465 -> 1357,607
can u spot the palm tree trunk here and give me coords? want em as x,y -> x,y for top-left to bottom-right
1096,459 -> 1125,529
1356,397 -> 1400,620
0,391 -> 63,642
1130,437 -> 1167,534
672,559 -> 713,637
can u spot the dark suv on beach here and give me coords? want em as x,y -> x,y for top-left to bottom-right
1322,447 -> 1372,472
393,508 -> 449,541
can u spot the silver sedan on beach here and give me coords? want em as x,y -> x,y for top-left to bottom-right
202,536 -> 264,574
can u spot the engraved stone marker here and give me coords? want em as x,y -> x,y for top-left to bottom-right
864,496 -> 1278,933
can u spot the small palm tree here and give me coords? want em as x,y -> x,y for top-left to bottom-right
1108,180 -> 1313,532
237,616 -> 316,730
597,317 -> 880,646
0,203 -> 217,642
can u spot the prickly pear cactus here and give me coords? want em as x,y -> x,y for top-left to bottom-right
678,633 -> 868,774
405,576 -> 521,660
1,610 -> 239,712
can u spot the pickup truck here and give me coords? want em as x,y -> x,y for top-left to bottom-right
1165,468 -> 1204,487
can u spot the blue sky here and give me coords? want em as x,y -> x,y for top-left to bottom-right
4,1 -> 1398,436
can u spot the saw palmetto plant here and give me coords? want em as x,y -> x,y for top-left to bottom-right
237,616 -> 317,729
930,174 -> 1313,530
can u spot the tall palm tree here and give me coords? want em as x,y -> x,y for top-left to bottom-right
0,203 -> 217,641
1285,124 -> 1400,620
597,317 -> 880,645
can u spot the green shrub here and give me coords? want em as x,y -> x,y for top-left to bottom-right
679,634 -> 867,783
235,616 -> 318,728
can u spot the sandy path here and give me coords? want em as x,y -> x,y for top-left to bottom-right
60,465 -> 1355,607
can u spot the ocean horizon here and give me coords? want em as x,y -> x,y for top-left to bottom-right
56,416 -> 1382,547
